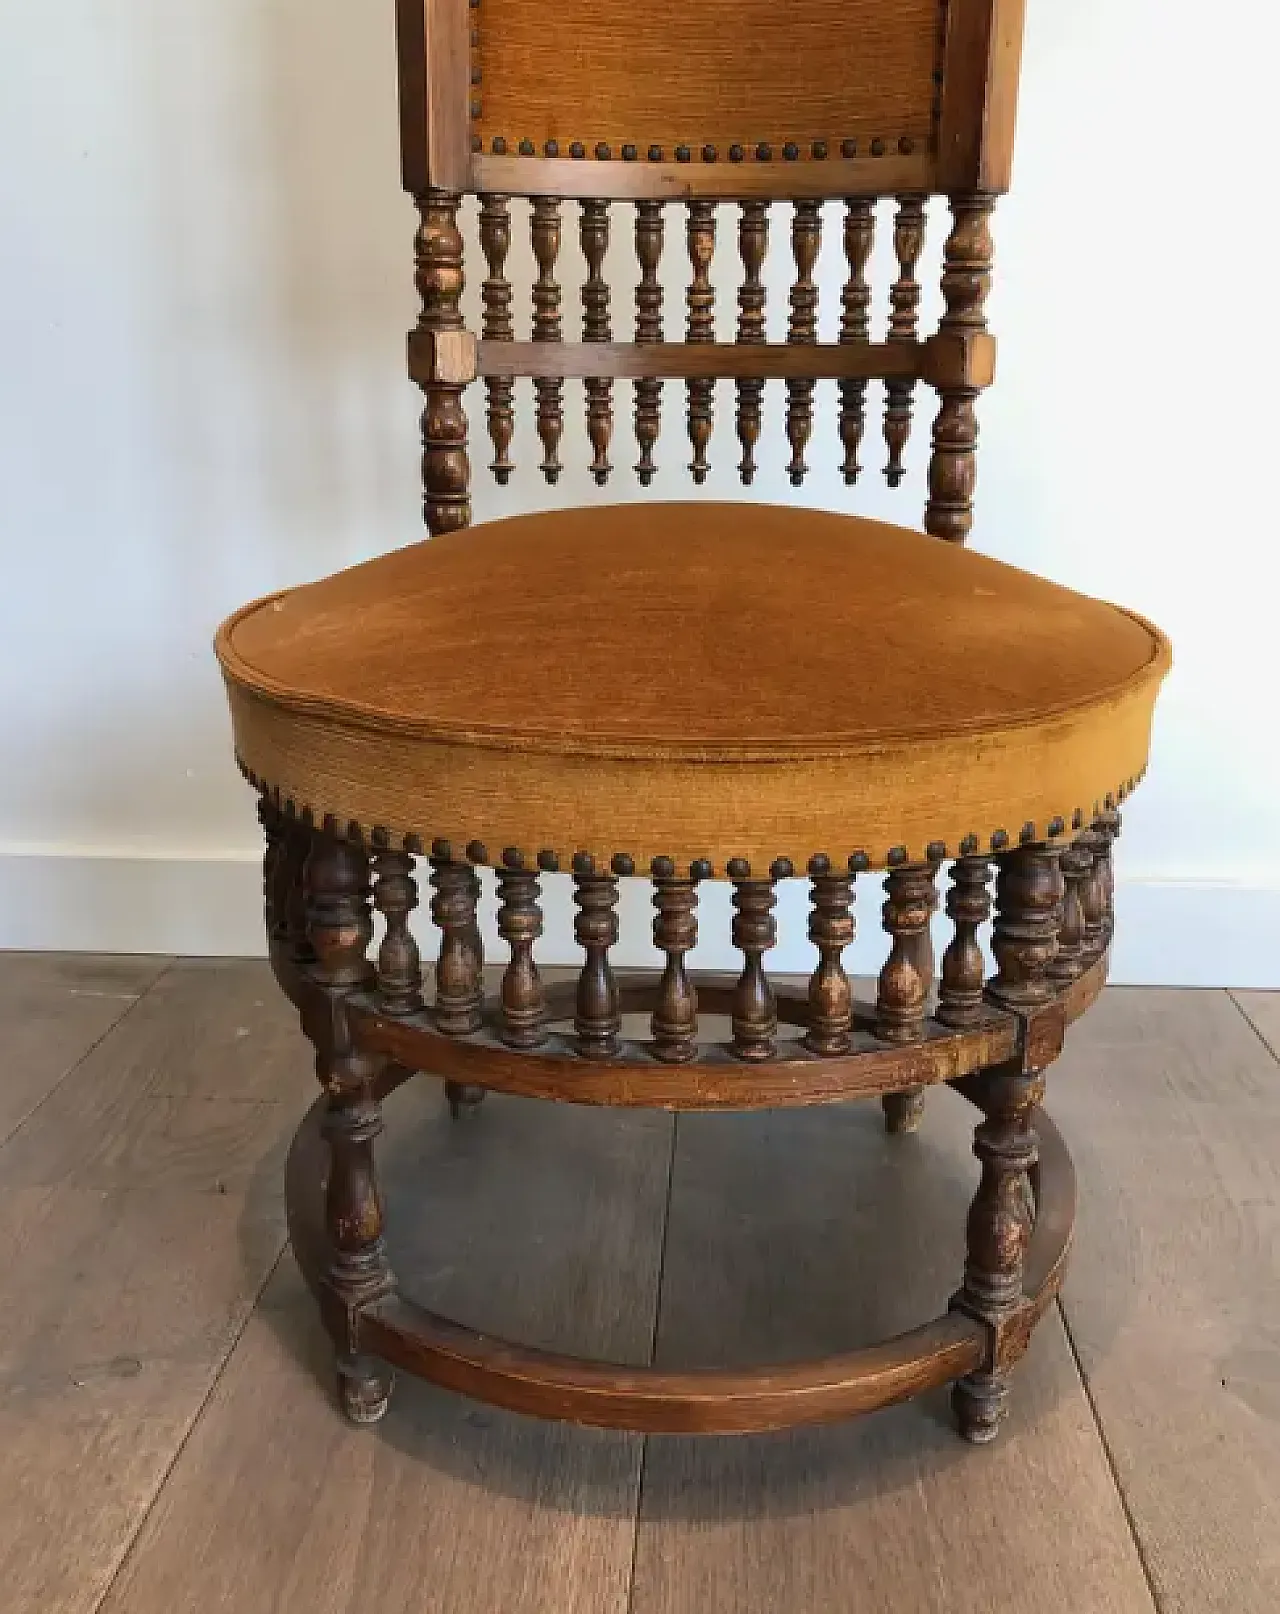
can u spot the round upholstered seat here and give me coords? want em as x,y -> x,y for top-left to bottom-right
216,503 -> 1170,873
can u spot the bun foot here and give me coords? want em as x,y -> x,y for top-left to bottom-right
338,1357 -> 394,1425
446,1081 -> 486,1119
952,1371 -> 1009,1444
882,1089 -> 926,1135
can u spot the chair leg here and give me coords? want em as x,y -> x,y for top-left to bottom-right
882,1089 -> 926,1134
305,830 -> 396,1425
951,841 -> 1064,1443
950,1063 -> 1040,1442
446,1080 -> 486,1119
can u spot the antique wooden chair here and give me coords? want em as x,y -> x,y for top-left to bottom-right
216,0 -> 1170,1445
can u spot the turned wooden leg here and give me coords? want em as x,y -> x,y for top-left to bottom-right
305,830 -> 395,1424
952,841 -> 1063,1443
882,1090 -> 927,1134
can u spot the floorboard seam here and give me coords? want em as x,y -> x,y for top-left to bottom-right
1225,990 -> 1280,1067
626,1110 -> 679,1614
87,1241 -> 292,1614
0,957 -> 179,1154
1055,1295 -> 1166,1613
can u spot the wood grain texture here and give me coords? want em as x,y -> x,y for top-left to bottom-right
1053,988 -> 1280,1614
0,959 -> 313,1195
472,339 -> 924,381
0,957 -> 301,1614
631,1094 -> 1157,1614
0,952 -> 170,1145
99,1079 -> 673,1614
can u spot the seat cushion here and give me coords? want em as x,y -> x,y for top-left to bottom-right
216,503 -> 1171,873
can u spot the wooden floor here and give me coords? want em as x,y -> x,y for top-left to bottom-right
2,955 -> 1277,1614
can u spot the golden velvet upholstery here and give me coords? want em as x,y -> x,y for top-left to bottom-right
217,503 -> 1170,873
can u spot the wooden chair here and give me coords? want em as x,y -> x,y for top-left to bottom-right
216,0 -> 1170,1445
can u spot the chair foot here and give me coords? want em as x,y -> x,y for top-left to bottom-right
337,1355 -> 394,1425
882,1089 -> 926,1135
446,1081 -> 486,1119
952,1370 -> 1009,1444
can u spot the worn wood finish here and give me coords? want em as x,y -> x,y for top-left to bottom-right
372,848 -> 424,1014
473,337 -> 927,381
531,197 -> 565,482
735,201 -> 769,484
633,200 -> 665,483
924,192 -> 996,542
684,201 -> 717,482
581,199 -> 615,482
496,862 -> 548,1049
838,197 -> 876,482
938,854 -> 994,1026
805,869 -> 855,1056
1053,987 -> 1280,1614
883,193 -> 927,484
729,875 -> 779,1062
650,872 -> 700,1065
414,189 -> 470,534
478,192 -> 515,482
0,952 -> 170,1146
284,1089 -> 1076,1433
785,201 -> 822,485
573,870 -> 622,1056
102,1074 -> 671,1614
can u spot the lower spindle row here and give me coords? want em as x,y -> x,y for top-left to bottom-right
272,819 -> 1121,1067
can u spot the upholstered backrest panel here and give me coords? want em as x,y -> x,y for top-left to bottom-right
473,0 -> 947,162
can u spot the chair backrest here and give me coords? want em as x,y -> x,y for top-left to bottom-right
397,0 -> 1027,538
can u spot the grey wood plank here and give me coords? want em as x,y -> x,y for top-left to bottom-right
98,1079 -> 672,1614
0,959 -> 304,1614
1231,988 -> 1280,1064
0,952 -> 171,1143
1052,987 -> 1280,1614
0,959 -> 315,1195
632,1092 -> 1156,1614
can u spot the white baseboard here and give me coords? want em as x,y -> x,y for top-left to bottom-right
0,850 -> 1276,989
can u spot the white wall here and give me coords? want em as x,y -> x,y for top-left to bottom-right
1,1 -> 1276,984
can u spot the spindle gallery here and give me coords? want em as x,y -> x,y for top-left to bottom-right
216,0 -> 1171,1447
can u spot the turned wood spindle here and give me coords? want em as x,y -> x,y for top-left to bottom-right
883,194 -> 927,486
414,191 -> 470,534
1048,843 -> 1090,984
806,867 -> 854,1056
953,843 -> 1063,1443
634,201 -> 665,484
785,201 -> 822,486
735,201 -> 769,485
258,797 -> 286,941
373,849 -> 424,1015
838,199 -> 875,484
1077,827 -> 1107,956
429,857 -> 484,1035
952,1061 -> 1041,1443
1097,806 -> 1122,938
730,872 -> 779,1061
876,863 -> 938,1042
986,844 -> 1065,1013
496,863 -> 547,1049
938,856 -> 993,1028
531,197 -> 564,483
581,200 -> 614,484
685,201 -> 717,483
925,194 -> 996,543
651,867 -> 699,1064
478,193 -> 515,484
573,870 -> 621,1056
278,818 -> 315,966
304,834 -> 392,1422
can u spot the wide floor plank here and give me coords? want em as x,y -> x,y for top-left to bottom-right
98,1080 -> 672,1614
0,958 -> 307,1614
632,1093 -> 1155,1614
0,951 -> 170,1143
1232,988 -> 1280,1062
1053,987 -> 1280,1614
